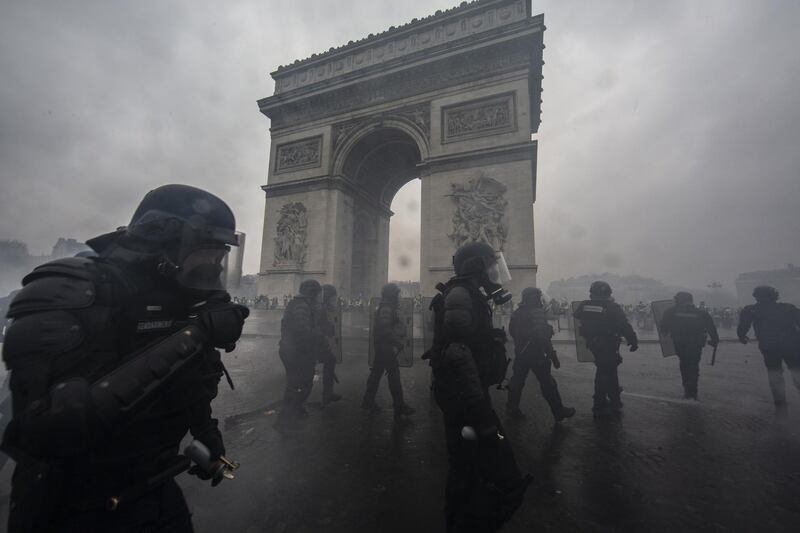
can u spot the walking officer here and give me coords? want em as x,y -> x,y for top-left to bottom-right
362,283 -> 415,421
275,279 -> 327,430
1,184 -> 249,532
506,287 -> 575,422
429,242 -> 530,532
573,281 -> 638,418
660,292 -> 719,400
737,285 -> 800,414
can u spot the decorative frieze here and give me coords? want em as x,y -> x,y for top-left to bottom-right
447,175 -> 508,251
264,43 -> 533,129
274,136 -> 322,173
273,202 -> 308,267
442,92 -> 516,143
272,0 -> 529,94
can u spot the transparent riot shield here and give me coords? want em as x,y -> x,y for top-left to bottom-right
651,300 -> 678,357
368,297 -> 379,367
422,296 -> 436,356
329,301 -> 343,363
368,297 -> 414,368
571,301 -> 595,363
396,298 -> 414,368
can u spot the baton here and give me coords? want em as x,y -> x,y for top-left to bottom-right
711,344 -> 718,366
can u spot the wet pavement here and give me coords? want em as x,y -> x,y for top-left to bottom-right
1,314 -> 800,532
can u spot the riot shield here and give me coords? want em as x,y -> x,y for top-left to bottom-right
571,301 -> 595,363
422,296 -> 436,356
329,301 -> 343,363
396,298 -> 414,368
368,297 -> 414,368
651,300 -> 678,357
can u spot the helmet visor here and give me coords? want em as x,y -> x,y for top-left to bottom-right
174,246 -> 229,290
487,252 -> 512,285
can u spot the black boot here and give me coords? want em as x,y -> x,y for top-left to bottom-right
554,406 -> 576,422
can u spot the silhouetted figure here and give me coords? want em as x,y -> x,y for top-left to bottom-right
737,285 -> 800,414
574,281 -> 638,418
506,287 -> 575,422
1,185 -> 248,532
362,283 -> 415,420
429,242 -> 530,532
660,292 -> 719,399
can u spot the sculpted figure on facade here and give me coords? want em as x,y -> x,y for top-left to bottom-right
273,202 -> 308,266
447,175 -> 508,251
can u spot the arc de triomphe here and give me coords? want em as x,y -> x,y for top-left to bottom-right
257,0 -> 544,299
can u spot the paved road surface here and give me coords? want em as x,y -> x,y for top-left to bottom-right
1,334 -> 799,532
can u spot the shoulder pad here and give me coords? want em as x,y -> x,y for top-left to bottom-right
8,273 -> 96,318
444,286 -> 472,308
22,257 -> 100,284
2,310 -> 85,368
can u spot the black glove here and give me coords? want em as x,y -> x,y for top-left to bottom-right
192,300 -> 249,350
738,336 -> 749,345
629,343 -> 639,352
549,350 -> 561,369
188,463 -> 224,487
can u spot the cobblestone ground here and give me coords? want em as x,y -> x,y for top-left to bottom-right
1,312 -> 799,533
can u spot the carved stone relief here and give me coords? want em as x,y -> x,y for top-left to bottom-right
273,202 -> 308,267
442,92 -> 516,143
447,175 -> 508,251
275,136 -> 322,173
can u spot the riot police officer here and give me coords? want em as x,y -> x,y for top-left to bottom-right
319,284 -> 342,405
573,281 -> 638,418
275,279 -> 327,430
660,292 -> 719,400
430,242 -> 530,533
737,286 -> 800,414
1,184 -> 249,532
362,283 -> 415,421
507,287 -> 575,422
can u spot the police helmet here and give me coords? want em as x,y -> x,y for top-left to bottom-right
299,279 -> 322,297
674,292 -> 693,305
521,287 -> 543,306
322,284 -> 338,303
589,281 -> 612,300
127,184 -> 237,248
453,242 -> 497,276
381,283 -> 401,302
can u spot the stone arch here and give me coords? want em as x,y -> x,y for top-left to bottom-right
257,0 -> 544,298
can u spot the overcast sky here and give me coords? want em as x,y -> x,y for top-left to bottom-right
1,0 -> 798,292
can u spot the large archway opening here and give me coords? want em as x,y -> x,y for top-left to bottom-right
340,126 -> 422,298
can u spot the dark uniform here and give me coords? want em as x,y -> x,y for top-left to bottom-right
737,286 -> 800,412
275,280 -> 326,429
430,242 -> 529,533
318,284 -> 341,405
1,185 -> 248,533
506,288 -> 575,422
362,283 -> 414,420
660,292 -> 719,399
573,281 -> 638,417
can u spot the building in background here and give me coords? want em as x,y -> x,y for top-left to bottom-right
736,264 -> 800,306
547,273 -> 737,307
